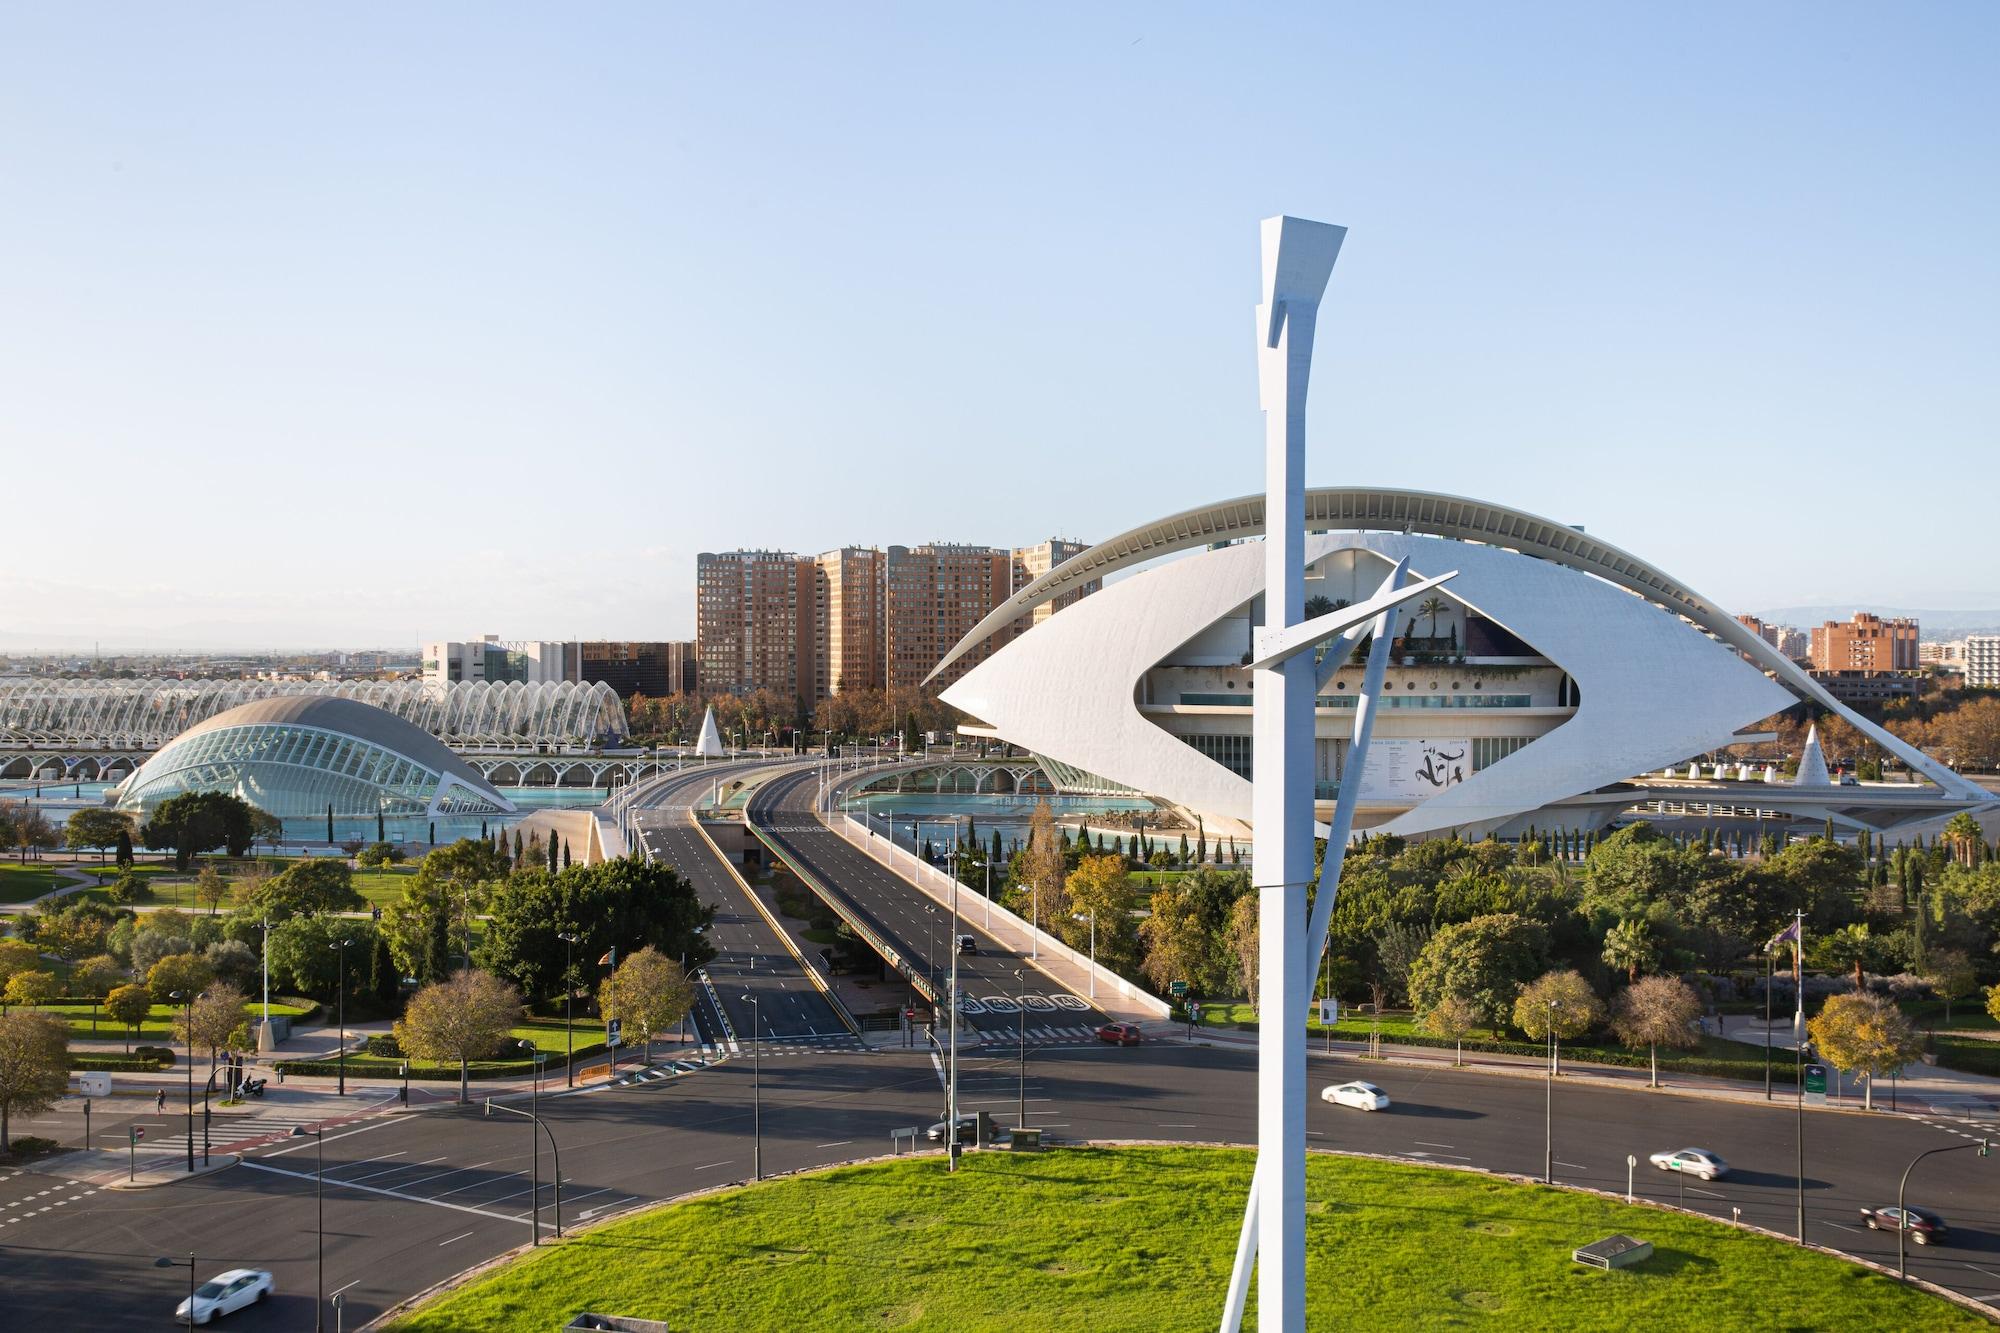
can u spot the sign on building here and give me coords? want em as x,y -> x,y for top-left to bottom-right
1361,738 -> 1472,802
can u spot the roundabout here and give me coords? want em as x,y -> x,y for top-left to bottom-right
385,1145 -> 1984,1331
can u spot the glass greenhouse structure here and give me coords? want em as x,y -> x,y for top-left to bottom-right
115,696 -> 516,821
0,678 -> 627,750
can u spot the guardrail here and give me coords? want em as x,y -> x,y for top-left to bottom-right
831,811 -> 1170,1019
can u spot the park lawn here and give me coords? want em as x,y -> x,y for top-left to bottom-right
390,1146 -> 1982,1333
38,999 -> 312,1043
0,862 -> 65,902
350,866 -> 418,907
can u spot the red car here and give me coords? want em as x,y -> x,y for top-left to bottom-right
1860,1205 -> 1947,1244
1095,1023 -> 1142,1046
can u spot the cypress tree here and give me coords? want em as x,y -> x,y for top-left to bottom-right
548,836 -> 559,873
513,828 -> 525,863
377,809 -> 386,843
115,826 -> 134,869
1116,835 -> 1127,859
1196,828 -> 1206,864
429,820 -> 436,846
327,804 -> 335,844
1179,832 -> 1190,864
563,838 -> 572,869
425,908 -> 451,982
481,819 -> 488,839
991,829 -> 1002,866
1823,816 -> 1836,845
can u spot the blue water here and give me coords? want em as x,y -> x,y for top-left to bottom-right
848,791 -> 1159,854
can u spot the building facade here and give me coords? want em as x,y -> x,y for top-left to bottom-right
813,547 -> 885,699
695,551 -> 813,700
577,641 -> 697,699
1809,612 -> 1919,672
421,637 -> 578,687
1968,635 -> 2000,690
884,544 -> 1016,692
1013,539 -> 1099,629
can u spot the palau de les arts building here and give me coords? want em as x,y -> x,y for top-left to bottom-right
933,487 -> 1997,841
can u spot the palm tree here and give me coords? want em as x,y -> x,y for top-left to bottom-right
1600,917 -> 1658,983
1416,596 -> 1449,643
1811,923 -> 1873,990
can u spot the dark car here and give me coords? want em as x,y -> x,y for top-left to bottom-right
1860,1205 -> 1947,1244
925,1114 -> 979,1144
1095,1023 -> 1142,1046
957,934 -> 977,954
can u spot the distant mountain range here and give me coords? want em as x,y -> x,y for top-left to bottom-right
1754,606 -> 2000,637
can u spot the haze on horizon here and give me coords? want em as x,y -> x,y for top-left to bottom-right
3,4 -> 1995,654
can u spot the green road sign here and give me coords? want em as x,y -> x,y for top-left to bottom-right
1169,980 -> 1189,997
1804,1064 -> 1827,1096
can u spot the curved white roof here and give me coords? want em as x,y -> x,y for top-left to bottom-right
930,486 -> 1976,798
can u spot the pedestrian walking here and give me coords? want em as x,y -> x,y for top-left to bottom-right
154,1089 -> 166,1114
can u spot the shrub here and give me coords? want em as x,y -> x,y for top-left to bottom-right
366,1034 -> 404,1058
133,1044 -> 177,1066
339,840 -> 365,858
3,1136 -> 60,1159
356,842 -> 406,868
108,873 -> 152,904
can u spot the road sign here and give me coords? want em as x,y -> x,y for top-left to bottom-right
1169,980 -> 1189,997
606,1018 -> 623,1048
1318,998 -> 1338,1025
1804,1063 -> 1827,1104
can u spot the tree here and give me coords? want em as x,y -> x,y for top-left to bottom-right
1373,922 -> 1432,1007
1421,993 -> 1478,1066
139,790 -> 256,870
1810,923 -> 1874,989
175,983 -> 248,1083
1062,854 -> 1137,967
0,1011 -> 69,1151
1610,975 -> 1703,1087
64,808 -> 133,863
1416,594 -> 1450,641
1600,917 -> 1660,982
145,953 -> 214,1004
1226,891 -> 1260,1005
395,970 -> 522,1103
1943,813 -> 1986,868
0,940 -> 37,987
241,860 -> 364,922
3,970 -> 57,1009
267,918 -> 374,1002
249,808 -> 284,857
72,954 -> 125,998
1138,887 -> 1209,994
194,865 -> 230,916
597,947 -> 693,1062
3,803 -> 57,861
1808,991 -> 1921,1110
477,858 -> 714,1006
115,825 -> 135,869
104,983 -> 154,1052
1928,948 -> 1977,1024
1512,971 -> 1604,1057
1019,800 -> 1068,934
1407,914 -> 1550,1033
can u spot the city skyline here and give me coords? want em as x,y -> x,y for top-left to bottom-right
4,5 -> 1997,649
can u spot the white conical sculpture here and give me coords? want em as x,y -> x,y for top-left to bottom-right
1737,763 -> 1754,782
1795,724 -> 1832,787
1685,763 -> 1701,780
1763,764 -> 1779,783
694,706 -> 725,759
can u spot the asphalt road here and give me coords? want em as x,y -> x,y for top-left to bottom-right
629,767 -> 853,1049
747,767 -> 1111,1041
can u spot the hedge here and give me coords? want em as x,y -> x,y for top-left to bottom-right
1932,1036 -> 2000,1079
1300,1027 -> 1801,1085
275,1040 -> 612,1082
71,1052 -> 173,1072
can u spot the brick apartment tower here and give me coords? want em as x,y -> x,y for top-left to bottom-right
1808,612 -> 1919,672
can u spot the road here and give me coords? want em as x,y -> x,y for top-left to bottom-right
747,766 -> 1112,1043
626,761 -> 855,1050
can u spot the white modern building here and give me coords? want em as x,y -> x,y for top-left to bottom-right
421,637 -> 577,687
935,487 -> 1999,840
1967,634 -> 2000,690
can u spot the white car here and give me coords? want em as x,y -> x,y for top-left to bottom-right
1320,1081 -> 1391,1111
176,1269 -> 273,1324
1649,1148 -> 1729,1181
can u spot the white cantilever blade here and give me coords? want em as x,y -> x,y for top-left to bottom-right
1246,569 -> 1456,671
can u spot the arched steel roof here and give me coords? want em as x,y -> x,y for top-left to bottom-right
929,485 -> 1980,798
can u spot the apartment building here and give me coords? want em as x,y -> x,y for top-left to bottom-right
694,551 -> 814,700
1809,612 -> 1919,672
1968,635 -> 2000,690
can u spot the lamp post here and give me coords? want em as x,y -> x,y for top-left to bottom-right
170,990 -> 194,1173
1072,911 -> 1097,1000
485,1098 -> 564,1240
290,1122 -> 325,1331
557,931 -> 579,1088
514,1040 -> 546,1244
1895,1138 -> 1987,1279
1544,999 -> 1560,1184
156,1253 -> 195,1332
328,938 -> 352,1096
1763,942 -> 1774,1100
1013,966 -> 1028,1132
741,993 -> 763,1180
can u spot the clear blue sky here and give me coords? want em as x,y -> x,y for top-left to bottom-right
2,3 -> 1994,651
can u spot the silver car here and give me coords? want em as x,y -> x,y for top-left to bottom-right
176,1268 -> 273,1324
1648,1148 -> 1728,1181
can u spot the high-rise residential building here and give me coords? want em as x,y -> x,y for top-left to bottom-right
1775,626 -> 1809,660
1012,538 -> 1099,628
1809,612 -> 1919,672
813,547 -> 885,699
1735,614 -> 1781,647
885,544 -> 1015,692
696,551 -> 813,700
421,637 -> 577,687
1967,635 -> 2000,689
578,641 -> 697,698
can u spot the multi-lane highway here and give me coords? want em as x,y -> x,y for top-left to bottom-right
625,761 -> 855,1050
747,766 -> 1113,1043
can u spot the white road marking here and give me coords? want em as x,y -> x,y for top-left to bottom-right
331,1279 -> 360,1297
816,1140 -> 853,1149
1821,1221 -> 1867,1234
1965,1263 -> 2000,1281
1554,1160 -> 1589,1172
1686,1186 -> 1727,1200
1414,1141 -> 1457,1149
439,1231 -> 475,1247
694,1160 -> 733,1171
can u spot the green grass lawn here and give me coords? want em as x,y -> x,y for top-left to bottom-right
350,866 -> 418,907
389,1146 -> 1980,1332
0,862 -> 66,902
37,999 -> 312,1043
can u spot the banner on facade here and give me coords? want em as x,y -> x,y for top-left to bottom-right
1361,738 -> 1471,802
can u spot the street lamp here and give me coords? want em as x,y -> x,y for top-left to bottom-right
485,1098 -> 564,1241
170,990 -> 195,1173
1072,911 -> 1097,1000
290,1122 -> 326,1331
1013,966 -> 1029,1133
742,994 -> 762,1180
1544,998 -> 1559,1184
328,938 -> 352,1096
156,1253 -> 196,1332
557,931 -> 579,1088
1894,1138 -> 1987,1279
